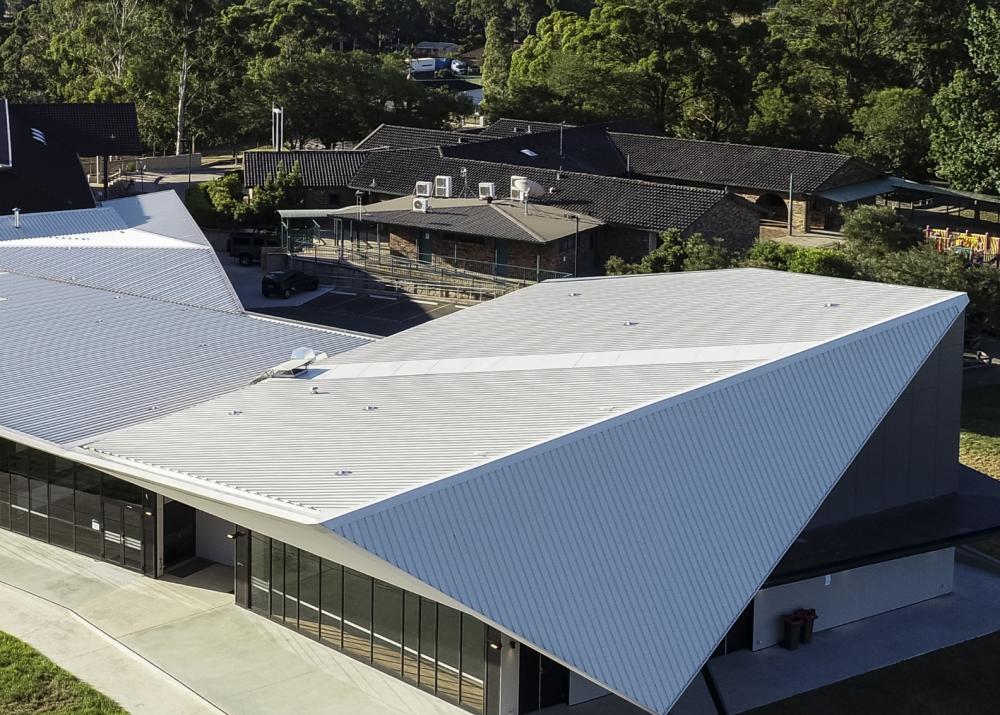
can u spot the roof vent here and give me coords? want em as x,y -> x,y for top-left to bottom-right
520,149 -> 538,158
30,128 -> 46,145
623,320 -> 638,326
264,348 -> 327,380
310,385 -> 320,394
12,208 -> 19,229
823,302 -> 840,308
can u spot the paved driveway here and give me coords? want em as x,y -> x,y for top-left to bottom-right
0,531 -> 463,715
223,261 -> 465,336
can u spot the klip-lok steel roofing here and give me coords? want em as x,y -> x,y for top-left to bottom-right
83,269 -> 966,714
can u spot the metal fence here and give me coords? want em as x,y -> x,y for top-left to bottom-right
287,227 -> 571,299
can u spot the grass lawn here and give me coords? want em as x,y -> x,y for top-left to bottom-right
746,630 -> 1000,715
960,384 -> 1000,480
0,631 -> 126,715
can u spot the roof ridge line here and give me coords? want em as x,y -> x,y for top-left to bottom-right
321,292 -> 968,528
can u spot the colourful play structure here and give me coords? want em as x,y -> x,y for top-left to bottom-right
926,227 -> 1000,266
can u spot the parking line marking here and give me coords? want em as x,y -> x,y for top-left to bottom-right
412,299 -> 438,306
332,290 -> 357,296
371,294 -> 397,301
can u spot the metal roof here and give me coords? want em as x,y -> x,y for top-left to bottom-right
242,150 -> 370,189
0,271 -> 370,445
330,196 -> 602,244
0,244 -> 242,312
81,269 -> 967,714
0,206 -> 125,240
104,192 -> 213,247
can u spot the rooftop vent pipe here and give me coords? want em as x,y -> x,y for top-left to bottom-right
12,208 -> 19,229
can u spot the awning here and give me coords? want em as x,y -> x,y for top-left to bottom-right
819,176 -> 1000,207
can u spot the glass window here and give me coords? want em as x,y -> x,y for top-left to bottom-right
372,580 -> 403,677
419,599 -> 437,694
9,443 -> 30,476
270,539 -> 285,622
0,438 -> 9,473
74,467 -> 102,557
0,472 -> 10,530
28,477 -> 48,541
10,474 -> 28,535
48,459 -> 74,549
102,502 -> 123,564
461,614 -> 486,713
250,533 -> 270,616
403,592 -> 420,685
298,552 -> 320,639
28,449 -> 49,481
320,560 -> 343,650
343,568 -> 372,661
102,474 -> 142,505
437,605 -> 461,704
284,545 -> 299,629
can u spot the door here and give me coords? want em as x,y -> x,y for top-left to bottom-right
519,647 -> 569,714
234,527 -> 250,608
418,231 -> 433,263
494,240 -> 509,277
102,501 -> 124,565
162,500 -> 196,568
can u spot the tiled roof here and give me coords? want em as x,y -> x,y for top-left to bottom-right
479,118 -> 566,139
13,103 -> 142,156
609,132 -> 877,193
353,123 -> 486,151
441,125 -> 628,176
242,151 -> 370,189
352,148 -> 741,233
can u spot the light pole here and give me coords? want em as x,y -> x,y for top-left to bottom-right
180,138 -> 193,204
565,213 -> 580,276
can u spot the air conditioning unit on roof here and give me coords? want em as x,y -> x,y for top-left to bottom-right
510,175 -> 528,202
414,181 -> 432,197
434,175 -> 453,198
478,182 -> 495,199
412,197 -> 430,213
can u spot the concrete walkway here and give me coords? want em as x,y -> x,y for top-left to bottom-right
0,530 -> 463,715
708,559 -> 1000,713
0,581 -> 220,715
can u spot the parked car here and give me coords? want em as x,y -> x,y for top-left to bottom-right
261,271 -> 319,299
228,232 -> 281,266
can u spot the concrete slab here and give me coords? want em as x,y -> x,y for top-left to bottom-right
0,582 -> 220,715
709,561 -> 1000,713
0,529 -> 466,715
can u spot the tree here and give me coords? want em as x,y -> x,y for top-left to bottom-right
605,230 -> 733,274
927,7 -> 1000,193
836,88 -> 932,177
744,240 -> 854,277
841,205 -> 923,255
482,16 -> 513,106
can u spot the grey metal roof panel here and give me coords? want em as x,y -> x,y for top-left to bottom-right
0,206 -> 125,241
104,192 -> 212,247
0,272 -> 371,445
0,244 -> 242,312
242,150 -> 371,189
318,269 -> 965,364
327,298 -> 966,715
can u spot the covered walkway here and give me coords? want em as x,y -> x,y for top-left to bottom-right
0,529 -> 465,715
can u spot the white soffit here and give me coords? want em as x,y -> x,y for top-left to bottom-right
327,296 -> 966,715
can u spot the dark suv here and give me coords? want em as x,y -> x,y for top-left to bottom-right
228,232 -> 282,266
261,270 -> 319,298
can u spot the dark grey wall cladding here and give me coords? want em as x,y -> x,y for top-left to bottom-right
806,313 -> 964,529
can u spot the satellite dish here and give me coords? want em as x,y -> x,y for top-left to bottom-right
290,347 -> 317,362
512,177 -> 545,197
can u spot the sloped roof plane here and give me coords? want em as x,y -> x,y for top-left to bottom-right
327,292 -> 965,715
79,270 -> 966,714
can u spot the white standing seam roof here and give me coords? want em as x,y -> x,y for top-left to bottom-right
0,272 -> 371,445
79,270 -> 966,715
0,205 -> 126,240
104,192 -> 214,247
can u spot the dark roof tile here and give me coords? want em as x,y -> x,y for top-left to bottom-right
354,123 -> 486,151
12,103 -> 142,156
243,151 -> 370,188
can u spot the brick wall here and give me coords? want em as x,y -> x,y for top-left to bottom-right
302,185 -> 353,209
685,197 -> 761,253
